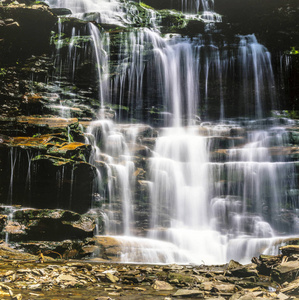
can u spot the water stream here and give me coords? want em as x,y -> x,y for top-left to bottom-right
44,0 -> 299,264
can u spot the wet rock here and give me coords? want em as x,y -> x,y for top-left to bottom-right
5,133 -> 91,161
119,124 -> 155,140
0,135 -> 97,212
4,221 -> 26,238
0,241 -> 52,261
280,245 -> 299,256
227,262 -> 259,278
271,260 -> 299,283
20,239 -> 97,259
50,8 -> 72,16
6,208 -> 96,242
0,4 -> 57,64
252,254 -> 282,276
0,116 -> 81,137
92,236 -> 122,261
0,215 -> 7,231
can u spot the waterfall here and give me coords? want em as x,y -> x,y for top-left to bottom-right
180,0 -> 214,13
87,120 -> 136,235
45,0 -> 299,264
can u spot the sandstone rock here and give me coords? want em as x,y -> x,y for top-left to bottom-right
57,274 -> 78,284
192,275 -> 209,283
280,278 -> 299,295
92,236 -> 122,260
229,292 -> 265,300
4,221 -> 26,236
105,272 -> 119,283
229,264 -> 258,278
227,260 -> 243,269
172,289 -> 204,297
152,280 -> 174,291
16,116 -> 79,131
252,254 -> 282,276
27,283 -> 42,290
20,239 -> 95,259
5,133 -> 91,161
213,282 -> 236,293
271,260 -> 299,283
280,245 -> 299,256
0,290 -> 11,297
276,292 -> 290,300
201,281 -> 214,291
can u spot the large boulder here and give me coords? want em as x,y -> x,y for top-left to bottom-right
271,260 -> 299,283
4,208 -> 96,241
0,146 -> 97,213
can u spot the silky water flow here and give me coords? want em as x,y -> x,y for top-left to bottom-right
45,0 -> 299,264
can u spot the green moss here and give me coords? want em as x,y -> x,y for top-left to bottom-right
285,47 -> 299,56
290,47 -> 299,55
168,272 -> 195,284
279,110 -> 299,119
108,104 -> 129,112
140,2 -> 154,10
0,68 -> 7,78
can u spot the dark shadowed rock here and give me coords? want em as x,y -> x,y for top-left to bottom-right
271,260 -> 299,283
0,4 -> 57,64
5,208 -> 96,242
50,8 -> 72,16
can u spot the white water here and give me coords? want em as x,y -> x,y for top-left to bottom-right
46,0 -> 299,264
87,120 -> 136,236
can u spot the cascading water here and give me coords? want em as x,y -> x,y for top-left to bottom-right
87,120 -> 136,236
46,0 -> 299,264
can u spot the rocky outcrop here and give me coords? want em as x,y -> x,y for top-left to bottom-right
0,125 -> 98,213
4,208 -> 96,242
0,3 -> 57,65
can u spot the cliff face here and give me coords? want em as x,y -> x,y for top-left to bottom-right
0,3 -> 57,65
0,0 -> 298,261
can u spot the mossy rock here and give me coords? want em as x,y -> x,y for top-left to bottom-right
168,272 -> 196,284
